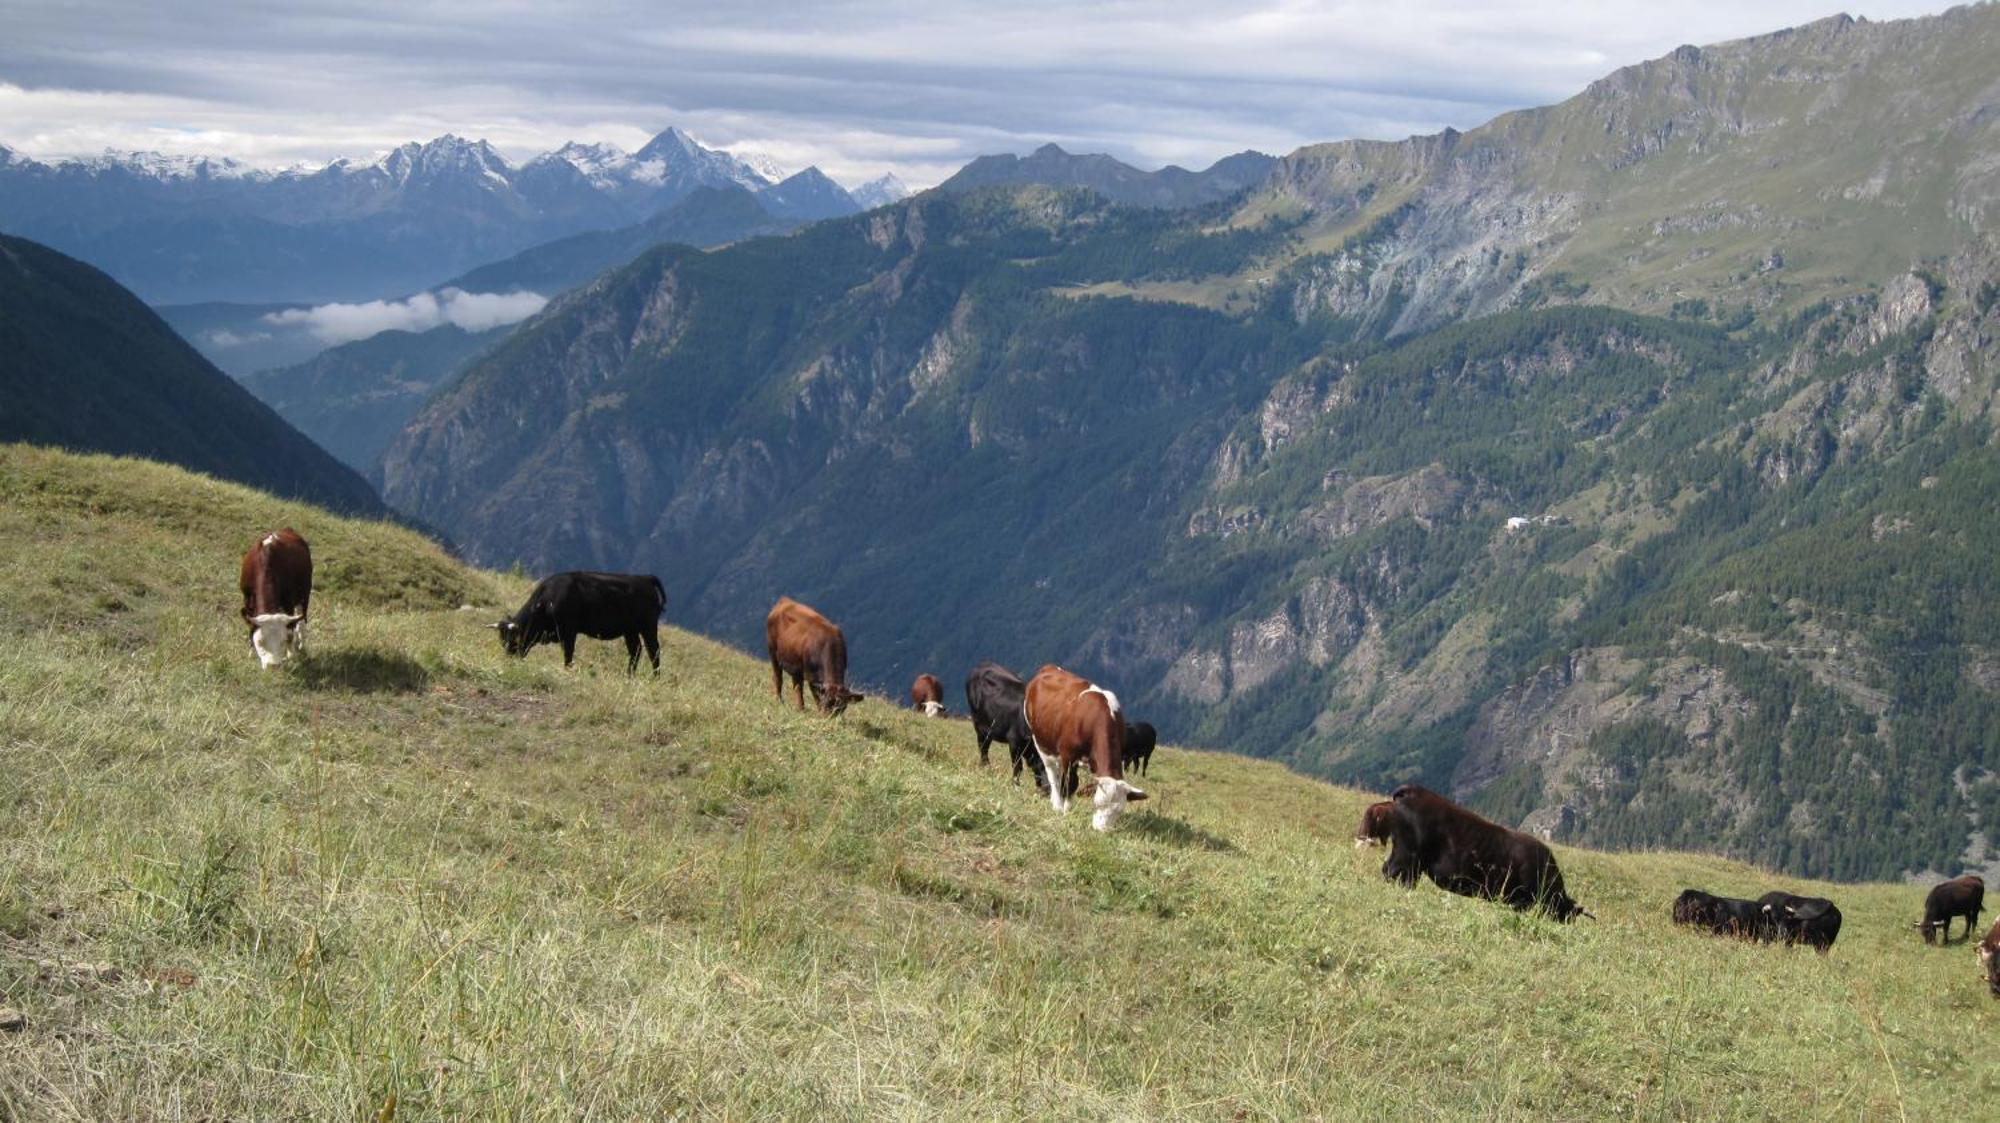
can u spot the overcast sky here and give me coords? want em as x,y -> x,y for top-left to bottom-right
0,1 -> 1960,188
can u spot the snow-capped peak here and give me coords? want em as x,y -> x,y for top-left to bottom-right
375,135 -> 513,188
733,149 -> 789,184
75,149 -> 259,180
548,141 -> 633,188
850,173 -> 912,208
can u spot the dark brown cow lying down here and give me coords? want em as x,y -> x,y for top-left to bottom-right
1380,784 -> 1590,921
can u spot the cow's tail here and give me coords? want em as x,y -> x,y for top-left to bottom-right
650,577 -> 667,617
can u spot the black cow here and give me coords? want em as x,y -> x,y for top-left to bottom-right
1757,891 -> 1842,953
495,571 -> 665,675
1121,721 -> 1157,777
1672,889 -> 1763,938
965,661 -> 1047,791
1918,876 -> 1985,945
1380,784 -> 1590,921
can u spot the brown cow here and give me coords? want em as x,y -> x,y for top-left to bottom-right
1380,784 -> 1590,921
765,597 -> 862,715
1917,875 -> 1985,945
1023,664 -> 1146,831
239,528 -> 312,669
1979,919 -> 2000,998
1354,800 -> 1394,849
910,673 -> 944,716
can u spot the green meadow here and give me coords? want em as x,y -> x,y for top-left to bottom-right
1,444 -> 1994,1120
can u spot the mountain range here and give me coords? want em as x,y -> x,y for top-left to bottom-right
0,128 -> 906,304
375,6 -> 2000,882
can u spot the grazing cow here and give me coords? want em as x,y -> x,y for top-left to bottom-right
1121,721 -> 1157,777
496,571 -> 665,674
1757,891 -> 1842,953
910,673 -> 945,717
1379,784 -> 1590,921
1353,800 -> 1394,849
1918,876 -> 1985,945
1023,665 -> 1146,831
1672,889 -> 1764,938
964,661 -> 1047,790
1978,919 -> 2000,998
765,597 -> 862,715
239,528 -> 312,669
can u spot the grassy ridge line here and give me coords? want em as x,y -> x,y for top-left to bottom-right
0,444 -> 1994,1119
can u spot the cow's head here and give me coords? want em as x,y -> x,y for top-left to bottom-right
1353,801 -> 1394,849
920,700 -> 944,717
1090,776 -> 1147,831
1981,940 -> 2000,996
1917,919 -> 1938,945
820,685 -> 864,717
1546,892 -> 1593,923
248,612 -> 304,669
494,618 -> 528,656
493,609 -> 549,657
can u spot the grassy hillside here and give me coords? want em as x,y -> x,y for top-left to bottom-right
2,445 -> 1996,1119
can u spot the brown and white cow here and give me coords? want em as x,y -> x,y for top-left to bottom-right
1978,918 -> 2000,998
1354,800 -> 1394,849
1023,664 -> 1146,831
766,596 -> 863,716
239,528 -> 312,669
910,673 -> 944,716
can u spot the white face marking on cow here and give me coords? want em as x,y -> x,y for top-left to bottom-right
249,612 -> 299,669
1091,777 -> 1144,831
921,700 -> 944,717
1081,684 -> 1121,716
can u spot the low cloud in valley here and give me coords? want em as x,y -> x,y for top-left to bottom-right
261,289 -> 548,346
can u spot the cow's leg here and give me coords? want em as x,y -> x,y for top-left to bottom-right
1024,743 -> 1049,793
1034,743 -> 1065,813
623,633 -> 641,675
976,727 -> 993,768
643,628 -> 661,675
771,658 -> 784,701
560,629 -> 577,668
793,672 -> 807,711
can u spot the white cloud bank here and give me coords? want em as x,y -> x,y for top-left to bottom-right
262,288 -> 547,346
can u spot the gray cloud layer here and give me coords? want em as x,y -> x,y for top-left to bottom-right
0,1 -> 1958,186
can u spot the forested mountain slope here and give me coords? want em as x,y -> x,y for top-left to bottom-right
0,234 -> 385,515
381,7 -> 2000,879
240,324 -> 507,481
